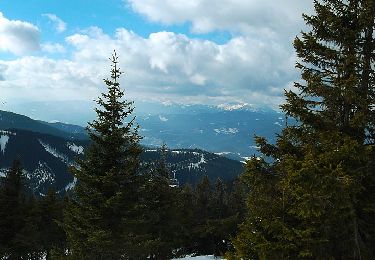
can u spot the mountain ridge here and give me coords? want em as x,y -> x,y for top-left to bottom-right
0,112 -> 244,196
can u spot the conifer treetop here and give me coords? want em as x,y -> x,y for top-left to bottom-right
88,50 -> 141,146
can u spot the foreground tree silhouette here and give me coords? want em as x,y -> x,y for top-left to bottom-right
233,0 -> 375,259
63,51 -> 143,259
0,160 -> 42,259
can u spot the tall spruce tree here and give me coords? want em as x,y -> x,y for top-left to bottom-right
234,0 -> 375,259
38,189 -> 67,259
175,184 -> 195,255
0,160 -> 24,258
192,175 -> 213,255
142,145 -> 180,259
0,160 -> 42,259
63,51 -> 143,259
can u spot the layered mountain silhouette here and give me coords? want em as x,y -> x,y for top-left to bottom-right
0,110 -> 243,196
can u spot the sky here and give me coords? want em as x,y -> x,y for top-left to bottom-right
0,0 -> 313,112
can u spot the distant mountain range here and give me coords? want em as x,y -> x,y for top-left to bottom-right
4,101 -> 285,160
0,110 -> 243,196
138,107 -> 284,160
0,102 -> 287,195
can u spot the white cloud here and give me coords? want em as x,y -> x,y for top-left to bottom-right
0,56 -> 102,103
0,1 -> 316,110
121,0 -> 314,107
41,43 -> 66,53
0,12 -> 40,55
42,13 -> 67,33
127,0 -> 313,35
0,27 -> 298,108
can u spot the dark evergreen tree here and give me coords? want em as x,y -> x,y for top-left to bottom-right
207,178 -> 240,256
141,144 -> 180,259
175,184 -> 195,255
234,0 -> 375,258
38,189 -> 67,259
176,177 -> 246,257
0,160 -> 41,259
0,160 -> 24,258
226,178 -> 247,225
18,196 -> 43,259
232,157 -> 284,259
191,175 -> 213,255
63,51 -> 143,259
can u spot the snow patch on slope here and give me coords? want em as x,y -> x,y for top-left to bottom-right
0,168 -> 7,177
171,150 -> 184,155
34,162 -> 55,184
214,127 -> 239,135
0,135 -> 9,154
188,154 -> 206,170
67,142 -> 84,154
217,103 -> 255,111
39,139 -> 69,164
159,115 -> 168,122
214,152 -> 231,156
0,130 -> 16,135
65,177 -> 77,191
27,161 -> 55,187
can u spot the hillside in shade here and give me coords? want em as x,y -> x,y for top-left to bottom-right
0,110 -> 243,196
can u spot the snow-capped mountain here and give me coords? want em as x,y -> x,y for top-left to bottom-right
216,102 -> 256,111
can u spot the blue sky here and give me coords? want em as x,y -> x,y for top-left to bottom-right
0,0 -> 231,44
0,0 -> 313,115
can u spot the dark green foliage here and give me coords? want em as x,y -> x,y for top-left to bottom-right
38,189 -> 67,259
175,184 -> 196,254
0,160 -> 26,258
63,51 -> 143,259
233,0 -> 375,259
140,145 -> 181,259
0,160 -> 40,259
191,176 -> 213,254
0,160 -> 67,259
135,145 -> 245,259
175,176 -> 246,257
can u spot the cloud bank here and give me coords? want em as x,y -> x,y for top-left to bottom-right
0,1 -> 315,108
0,27 -> 298,107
